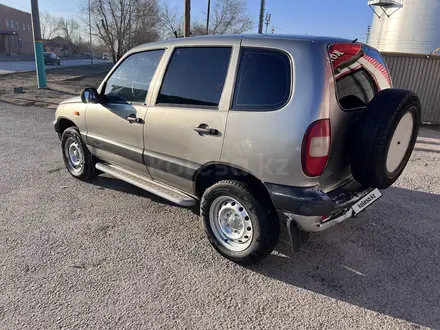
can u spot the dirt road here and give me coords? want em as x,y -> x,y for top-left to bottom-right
0,63 -> 112,108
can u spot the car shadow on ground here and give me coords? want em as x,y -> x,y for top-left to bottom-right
89,175 -> 175,206
88,175 -> 200,214
250,186 -> 440,328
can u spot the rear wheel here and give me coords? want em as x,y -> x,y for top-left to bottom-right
351,89 -> 421,189
201,180 -> 280,265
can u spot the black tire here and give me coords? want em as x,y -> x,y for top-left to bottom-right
61,127 -> 96,181
201,180 -> 280,265
351,89 -> 421,189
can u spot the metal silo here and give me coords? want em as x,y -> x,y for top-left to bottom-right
368,0 -> 440,54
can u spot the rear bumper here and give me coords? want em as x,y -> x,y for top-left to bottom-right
265,180 -> 374,232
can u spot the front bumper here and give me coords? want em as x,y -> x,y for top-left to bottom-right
265,180 -> 374,232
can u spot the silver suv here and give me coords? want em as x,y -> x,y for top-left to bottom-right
54,35 -> 421,265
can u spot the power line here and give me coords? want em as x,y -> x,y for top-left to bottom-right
264,13 -> 271,34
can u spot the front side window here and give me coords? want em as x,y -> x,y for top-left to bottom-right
233,48 -> 291,111
329,43 -> 391,110
104,49 -> 164,103
156,47 -> 232,108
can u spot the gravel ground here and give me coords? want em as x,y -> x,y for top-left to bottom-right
0,103 -> 439,329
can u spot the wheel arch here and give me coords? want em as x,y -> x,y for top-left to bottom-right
193,162 -> 274,208
55,117 -> 77,137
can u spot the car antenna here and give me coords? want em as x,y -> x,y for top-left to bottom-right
352,38 -> 358,43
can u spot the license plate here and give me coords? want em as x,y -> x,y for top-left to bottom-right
351,188 -> 382,215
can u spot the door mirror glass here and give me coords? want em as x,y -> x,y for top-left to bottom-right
80,87 -> 99,104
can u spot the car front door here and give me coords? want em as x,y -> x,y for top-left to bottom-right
144,42 -> 240,193
85,49 -> 165,175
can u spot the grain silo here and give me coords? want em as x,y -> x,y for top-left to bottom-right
368,0 -> 440,54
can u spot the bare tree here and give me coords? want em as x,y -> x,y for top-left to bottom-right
57,17 -> 81,43
193,0 -> 253,36
90,0 -> 160,63
157,1 -> 184,39
40,12 -> 60,40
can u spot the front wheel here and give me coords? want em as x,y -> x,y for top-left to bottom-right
61,127 -> 96,181
201,180 -> 280,265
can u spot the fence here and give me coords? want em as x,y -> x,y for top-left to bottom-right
382,52 -> 440,124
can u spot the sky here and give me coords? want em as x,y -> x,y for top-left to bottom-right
1,0 -> 373,41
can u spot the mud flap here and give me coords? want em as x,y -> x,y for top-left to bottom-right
286,217 -> 310,252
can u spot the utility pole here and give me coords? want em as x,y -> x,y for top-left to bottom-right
205,0 -> 211,35
89,0 -> 93,64
30,0 -> 47,88
264,13 -> 271,34
184,0 -> 191,37
258,0 -> 265,34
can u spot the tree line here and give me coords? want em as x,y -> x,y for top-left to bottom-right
40,0 -> 253,63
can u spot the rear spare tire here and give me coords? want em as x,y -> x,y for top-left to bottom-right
351,89 -> 421,189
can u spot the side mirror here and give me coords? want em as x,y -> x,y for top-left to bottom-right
80,87 -> 100,104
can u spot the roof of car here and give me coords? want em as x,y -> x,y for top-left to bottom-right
129,34 -> 354,54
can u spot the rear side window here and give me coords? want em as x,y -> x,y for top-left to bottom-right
329,43 -> 391,110
157,47 -> 232,108
233,48 -> 291,111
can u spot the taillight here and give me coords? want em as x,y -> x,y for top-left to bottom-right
302,119 -> 331,177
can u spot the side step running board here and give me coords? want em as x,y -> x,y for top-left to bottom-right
95,163 -> 196,207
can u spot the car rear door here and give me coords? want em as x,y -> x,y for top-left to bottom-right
320,43 -> 392,192
143,40 -> 240,193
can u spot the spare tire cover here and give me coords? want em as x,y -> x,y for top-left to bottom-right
351,89 -> 421,189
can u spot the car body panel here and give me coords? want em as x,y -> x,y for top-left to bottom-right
54,102 -> 87,135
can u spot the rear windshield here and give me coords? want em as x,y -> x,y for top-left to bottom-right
328,43 -> 391,111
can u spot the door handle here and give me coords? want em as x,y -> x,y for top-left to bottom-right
126,114 -> 142,124
194,124 -> 219,136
